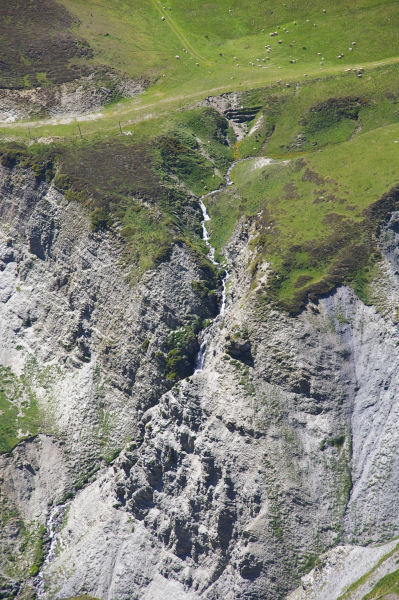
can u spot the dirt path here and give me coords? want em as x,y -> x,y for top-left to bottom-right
2,55 -> 399,136
151,0 -> 210,65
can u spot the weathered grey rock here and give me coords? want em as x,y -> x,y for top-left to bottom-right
0,163 -> 216,591
0,435 -> 71,523
2,167 -> 399,600
0,73 -> 145,122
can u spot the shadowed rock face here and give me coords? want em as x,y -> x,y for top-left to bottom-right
1,163 -> 399,600
225,336 -> 253,364
0,163 -> 217,596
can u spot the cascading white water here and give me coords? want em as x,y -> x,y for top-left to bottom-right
194,161 -> 250,371
194,157 -> 274,371
35,501 -> 71,597
199,198 -> 217,265
194,197 -> 219,372
220,270 -> 230,314
195,339 -> 208,371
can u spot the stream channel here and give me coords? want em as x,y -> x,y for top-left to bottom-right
194,157 -> 267,371
35,156 -> 273,592
35,501 -> 71,597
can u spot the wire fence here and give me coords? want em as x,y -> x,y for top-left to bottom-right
0,119 -> 136,145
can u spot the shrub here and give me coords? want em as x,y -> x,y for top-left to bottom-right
90,207 -> 112,231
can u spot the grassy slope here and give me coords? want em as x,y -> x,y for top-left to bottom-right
0,0 -> 398,313
2,0 -> 399,139
1,106 -> 232,280
362,568 -> 399,598
205,60 -> 399,311
60,0 -> 399,96
1,1 -> 399,313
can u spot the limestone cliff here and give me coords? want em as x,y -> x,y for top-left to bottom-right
1,158 -> 399,600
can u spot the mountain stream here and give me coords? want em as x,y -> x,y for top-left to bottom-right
194,158 -> 259,371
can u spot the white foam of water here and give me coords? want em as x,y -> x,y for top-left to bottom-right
220,270 -> 230,314
35,501 -> 71,597
195,155 -> 278,371
194,161 -> 251,371
195,338 -> 208,371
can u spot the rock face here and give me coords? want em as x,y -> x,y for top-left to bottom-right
0,163 -> 217,595
2,164 -> 399,599
287,539 -> 399,600
0,72 -> 145,122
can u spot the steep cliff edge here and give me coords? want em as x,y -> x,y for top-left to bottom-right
0,162 -> 219,597
44,221 -> 399,600
2,149 -> 399,599
2,2 -> 399,591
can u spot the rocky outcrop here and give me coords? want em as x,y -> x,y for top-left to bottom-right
2,165 -> 399,600
0,163 -> 216,594
34,213 -> 399,600
0,72 -> 146,122
196,93 -> 249,140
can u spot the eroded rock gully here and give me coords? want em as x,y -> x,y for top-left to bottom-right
1,165 -> 399,600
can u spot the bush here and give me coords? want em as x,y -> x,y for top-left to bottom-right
90,207 -> 112,231
153,244 -> 173,266
29,565 -> 39,577
53,173 -> 71,191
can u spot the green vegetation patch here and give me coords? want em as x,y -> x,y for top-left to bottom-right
2,1 -> 399,318
0,365 -> 41,453
0,107 -> 233,279
153,107 -> 234,195
236,64 -> 399,157
56,0 -> 399,104
201,64 -> 399,313
163,296 -> 218,381
207,118 -> 399,312
0,494 -> 46,581
164,324 -> 200,381
362,568 -> 399,599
